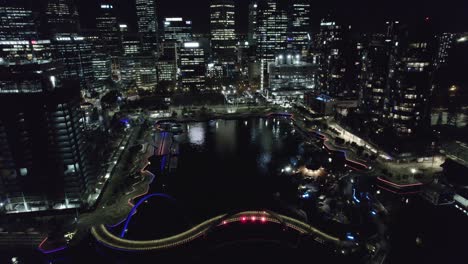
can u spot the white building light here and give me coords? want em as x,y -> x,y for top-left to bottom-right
166,17 -> 183,22
50,76 -> 56,88
184,42 -> 200,48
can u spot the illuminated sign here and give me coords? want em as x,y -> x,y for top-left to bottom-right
166,17 -> 183,22
184,42 -> 200,48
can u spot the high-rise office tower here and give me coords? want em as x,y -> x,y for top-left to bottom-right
135,0 -> 158,54
257,0 -> 288,62
91,52 -> 112,84
121,33 -> 143,56
359,34 -> 389,124
0,3 -> 37,41
386,21 -> 435,138
0,2 -> 50,64
315,16 -> 357,98
256,0 -> 288,90
210,0 -> 236,64
435,33 -> 455,69
288,0 -> 311,57
96,1 -> 121,55
179,42 -> 206,92
248,1 -> 258,46
269,53 -> 317,102
51,34 -> 94,89
0,61 -> 93,212
41,1 -> 93,89
44,0 -> 80,37
163,17 -> 193,43
119,56 -> 157,90
431,34 -> 468,127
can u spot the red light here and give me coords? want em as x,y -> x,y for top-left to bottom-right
31,40 -> 37,45
425,17 -> 430,21
241,217 -> 246,222
222,221 -> 227,225
251,216 -> 256,221
261,217 -> 266,222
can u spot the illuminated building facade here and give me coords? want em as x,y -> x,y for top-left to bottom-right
0,4 -> 37,41
119,56 -> 157,90
135,0 -> 158,54
91,52 -> 112,84
163,17 -> 193,43
248,1 -> 258,46
44,0 -> 80,36
51,34 -> 93,89
269,53 -> 317,102
256,0 -> 288,90
210,0 -> 236,64
315,17 -> 347,97
96,1 -> 120,55
288,0 -> 311,56
179,42 -> 206,92
386,21 -> 435,137
122,34 -> 143,56
359,34 -> 389,124
156,57 -> 177,83
435,32 -> 455,68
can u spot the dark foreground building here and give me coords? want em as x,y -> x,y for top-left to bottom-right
0,62 -> 92,213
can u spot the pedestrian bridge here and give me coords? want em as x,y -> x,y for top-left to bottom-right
91,210 -> 357,252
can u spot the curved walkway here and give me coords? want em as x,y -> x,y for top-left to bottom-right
312,131 -> 370,171
92,210 -> 356,252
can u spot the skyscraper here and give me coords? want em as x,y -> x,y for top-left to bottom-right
435,33 -> 455,69
163,17 -> 193,43
248,1 -> 258,46
315,16 -> 356,98
269,53 -> 317,102
135,0 -> 158,54
96,1 -> 120,55
119,56 -> 157,91
257,0 -> 288,62
50,34 -> 93,89
179,42 -> 206,92
386,21 -> 435,138
0,2 -> 53,67
44,0 -> 80,37
41,1 -> 94,90
0,62 -> 92,212
210,0 -> 236,64
90,51 -> 112,84
359,34 -> 389,124
256,0 -> 288,90
0,3 -> 37,41
288,0 -> 311,57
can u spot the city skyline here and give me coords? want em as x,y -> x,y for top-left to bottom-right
16,0 -> 468,33
0,0 -> 467,263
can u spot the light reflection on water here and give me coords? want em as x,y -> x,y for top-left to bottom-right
215,119 -> 237,155
188,122 -> 205,146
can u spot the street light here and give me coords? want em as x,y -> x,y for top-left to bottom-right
449,85 -> 458,92
410,168 -> 417,174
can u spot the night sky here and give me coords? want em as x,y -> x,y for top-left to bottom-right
70,0 -> 468,33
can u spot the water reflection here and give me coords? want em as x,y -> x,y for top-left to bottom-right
188,122 -> 205,146
215,120 -> 236,155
